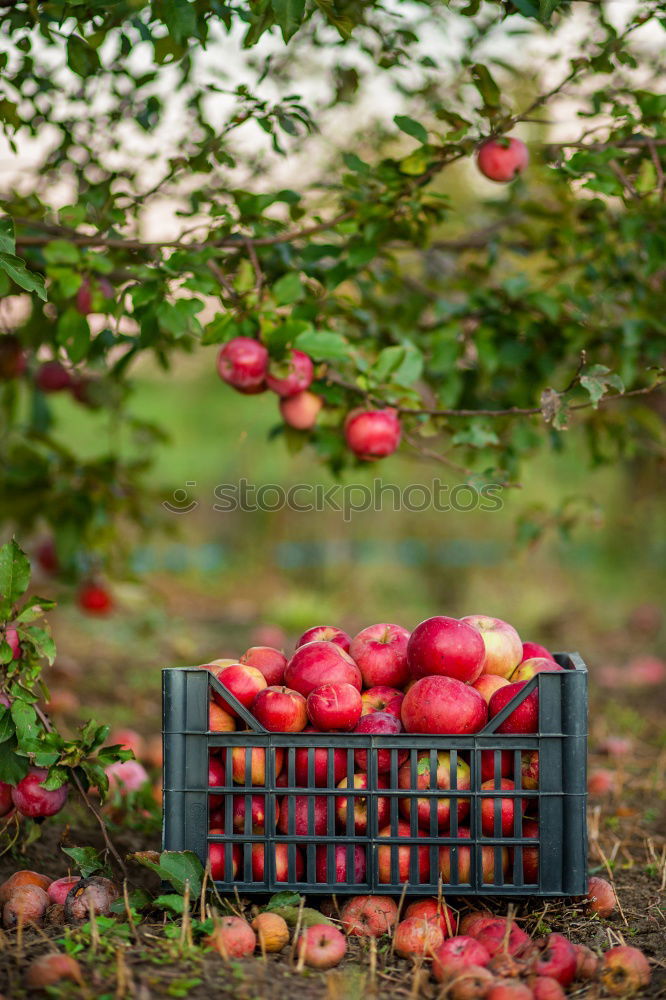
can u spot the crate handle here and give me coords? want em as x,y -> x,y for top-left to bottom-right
480,675 -> 539,734
207,669 -> 269,733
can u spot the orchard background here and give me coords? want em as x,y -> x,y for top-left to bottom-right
0,0 -> 665,997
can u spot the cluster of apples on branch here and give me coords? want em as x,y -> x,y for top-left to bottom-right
215,136 -> 529,460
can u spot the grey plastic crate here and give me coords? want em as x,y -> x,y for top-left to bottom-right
162,653 -> 587,897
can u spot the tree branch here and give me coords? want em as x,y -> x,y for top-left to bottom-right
326,372 -> 665,420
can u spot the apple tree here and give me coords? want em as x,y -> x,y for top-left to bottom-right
0,0 -> 664,578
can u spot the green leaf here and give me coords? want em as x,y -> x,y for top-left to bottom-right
14,596 -> 56,624
394,115 -> 428,145
153,893 -> 186,915
132,850 -> 203,897
452,425 -> 500,448
0,742 -> 29,785
272,273 -> 303,306
0,539 -> 31,619
271,0 -> 306,42
19,625 -> 56,664
266,890 -> 302,911
162,0 -> 198,46
67,35 -> 101,78
0,707 -> 15,745
62,846 -> 113,878
43,240 -> 80,265
470,63 -> 501,108
294,329 -> 348,361
10,699 -> 40,749
0,252 -> 47,300
579,366 -> 625,407
0,216 -> 16,254
398,148 -> 431,175
269,905 -> 334,927
539,0 -> 561,19
57,308 -> 90,363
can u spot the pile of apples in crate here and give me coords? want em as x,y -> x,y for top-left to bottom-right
206,615 -> 562,886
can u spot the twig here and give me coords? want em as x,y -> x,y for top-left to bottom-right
609,160 -> 639,199
33,704 -> 127,876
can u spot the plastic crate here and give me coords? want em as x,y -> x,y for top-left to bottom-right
162,653 -> 587,897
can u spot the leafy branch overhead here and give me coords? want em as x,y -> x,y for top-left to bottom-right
0,1 -> 664,567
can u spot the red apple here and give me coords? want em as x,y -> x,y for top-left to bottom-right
601,945 -> 651,996
77,582 -> 113,615
216,337 -> 268,394
47,877 -> 81,906
36,361 -> 72,393
5,628 -> 20,660
279,390 -> 322,430
315,844 -> 366,884
0,781 -> 13,817
377,820 -> 430,884
432,936 -> 492,982
407,616 -> 486,684
297,924 -> 346,969
398,751 -> 471,831
511,658 -> 563,683
295,625 -> 351,651
439,829 -> 509,885
533,933 -> 577,986
0,334 -> 26,379
11,767 -> 69,818
293,729 -> 349,786
480,779 -> 527,836
573,944 -> 599,980
213,662 -> 267,717
361,685 -> 405,718
488,681 -> 538,734
266,349 -> 313,397
521,642 -> 555,663
521,818 -> 539,882
404,898 -> 458,938
106,759 -> 149,794
480,749 -> 514,784
353,712 -> 407,773
109,728 -> 145,759
205,915 -> 256,957
344,408 -> 401,460
340,895 -> 398,937
519,750 -> 539,790
239,646 -> 287,686
231,746 -> 284,786
349,623 -> 410,688
461,615 -> 522,679
531,977 -> 565,1000
473,674 -> 510,705
253,686 -> 307,732
209,835 -> 241,881
402,676 -> 488,735
394,916 -> 444,959
285,640 -> 361,698
335,773 -> 390,834
586,876 -> 617,918
588,768 -> 616,797
277,793 -> 330,835
251,843 -> 304,882
477,137 -> 529,182
209,702 -> 236,732
474,918 -> 530,959
434,963 -> 493,995
459,913 -> 495,937
486,983 -> 533,1000
231,795 -> 278,834
306,682 -> 362,731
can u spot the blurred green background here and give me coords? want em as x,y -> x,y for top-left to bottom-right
40,353 -> 665,741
